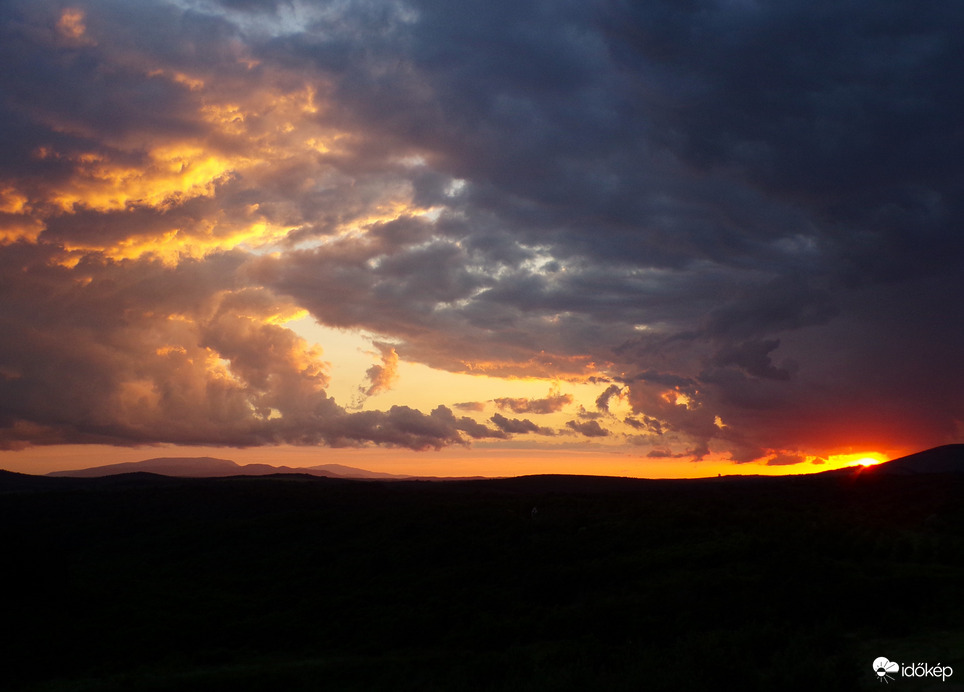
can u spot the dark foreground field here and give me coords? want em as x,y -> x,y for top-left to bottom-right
1,470 -> 962,691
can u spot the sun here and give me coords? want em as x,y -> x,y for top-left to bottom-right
828,452 -> 888,468
850,456 -> 885,467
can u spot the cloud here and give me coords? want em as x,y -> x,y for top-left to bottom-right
489,413 -> 554,436
1,0 -> 963,464
0,244 -> 492,452
361,342 -> 400,397
319,405 -> 468,451
0,246 -> 321,448
565,420 -> 610,438
430,405 -> 506,440
624,416 -> 663,436
646,449 -> 690,460
766,453 -> 806,467
708,340 -> 794,382
595,384 -> 623,412
492,390 -> 574,415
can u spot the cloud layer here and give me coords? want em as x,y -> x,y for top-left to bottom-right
1,0 -> 962,463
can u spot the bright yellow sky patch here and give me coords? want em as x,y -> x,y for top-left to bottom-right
286,315 -> 611,425
826,451 -> 889,467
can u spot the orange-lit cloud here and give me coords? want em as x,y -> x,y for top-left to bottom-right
0,11 -> 407,267
361,343 -> 400,397
56,8 -> 95,46
48,146 -> 236,214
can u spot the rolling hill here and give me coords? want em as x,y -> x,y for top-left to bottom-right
866,444 -> 964,474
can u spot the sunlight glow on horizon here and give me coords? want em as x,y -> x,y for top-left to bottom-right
0,441 -> 904,480
833,452 -> 889,467
851,457 -> 884,467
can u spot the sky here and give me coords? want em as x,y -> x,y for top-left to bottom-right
1,0 -> 962,478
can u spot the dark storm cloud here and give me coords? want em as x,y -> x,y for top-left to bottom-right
213,0 -> 292,11
2,0 -> 963,461
708,340 -> 794,382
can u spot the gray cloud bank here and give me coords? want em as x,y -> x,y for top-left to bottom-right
1,0 -> 962,461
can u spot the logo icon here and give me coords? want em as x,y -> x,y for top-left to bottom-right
874,657 -> 899,684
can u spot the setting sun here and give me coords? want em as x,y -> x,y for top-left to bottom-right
853,458 -> 878,467
822,452 -> 890,469
849,455 -> 887,467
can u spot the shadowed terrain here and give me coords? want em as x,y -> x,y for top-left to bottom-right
1,450 -> 963,691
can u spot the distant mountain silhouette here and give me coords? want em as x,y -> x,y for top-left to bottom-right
866,444 -> 964,475
47,456 -> 412,480
47,457 -> 241,478
308,463 -> 414,479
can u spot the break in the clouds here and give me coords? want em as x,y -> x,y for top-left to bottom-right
1,0 -> 962,464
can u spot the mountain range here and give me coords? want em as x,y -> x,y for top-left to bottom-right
45,456 -> 414,480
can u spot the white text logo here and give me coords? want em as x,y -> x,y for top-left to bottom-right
873,657 -> 954,684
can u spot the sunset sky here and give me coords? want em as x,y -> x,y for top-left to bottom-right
1,0 -> 962,478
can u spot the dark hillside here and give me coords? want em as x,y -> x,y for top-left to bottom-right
869,444 -> 964,474
1,471 -> 962,691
